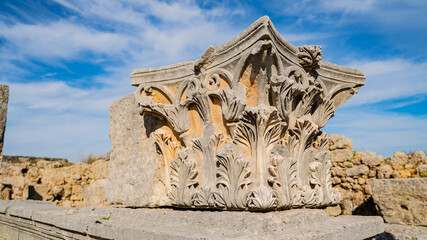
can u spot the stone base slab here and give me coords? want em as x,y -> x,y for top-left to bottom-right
376,224 -> 427,240
0,200 -> 384,240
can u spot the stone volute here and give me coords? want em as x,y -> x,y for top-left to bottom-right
118,16 -> 366,210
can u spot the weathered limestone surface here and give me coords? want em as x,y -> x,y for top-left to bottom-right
105,93 -> 168,206
372,178 -> 427,226
107,16 -> 366,210
0,84 -> 8,163
0,200 -> 384,240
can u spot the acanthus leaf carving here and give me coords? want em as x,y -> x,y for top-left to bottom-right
246,186 -> 278,210
234,105 -> 282,186
308,137 -> 341,206
210,144 -> 251,209
312,97 -> 335,129
192,126 -> 227,186
169,148 -> 199,207
209,88 -> 245,123
151,129 -> 181,190
267,148 -> 298,209
297,45 -> 323,71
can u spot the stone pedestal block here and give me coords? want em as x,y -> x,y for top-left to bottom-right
0,200 -> 384,240
106,16 -> 366,210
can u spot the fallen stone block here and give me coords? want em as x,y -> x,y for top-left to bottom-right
372,178 -> 427,226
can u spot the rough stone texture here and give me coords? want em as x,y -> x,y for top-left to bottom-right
417,164 -> 427,177
0,157 -> 109,207
411,151 -> 427,165
105,93 -> 167,207
346,165 -> 369,177
108,16 -> 366,210
387,151 -> 409,166
328,134 -> 353,150
330,149 -> 354,163
84,179 -> 107,207
0,85 -> 8,163
375,224 -> 427,240
360,151 -> 384,167
325,205 -> 342,217
372,178 -> 427,226
0,200 -> 384,240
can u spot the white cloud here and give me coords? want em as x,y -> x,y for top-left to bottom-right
0,21 -> 130,60
343,59 -> 427,107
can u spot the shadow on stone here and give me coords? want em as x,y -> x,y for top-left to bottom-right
28,185 -> 43,200
143,113 -> 165,138
374,232 -> 396,240
353,197 -> 379,216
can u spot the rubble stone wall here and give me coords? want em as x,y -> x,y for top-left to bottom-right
0,157 -> 109,207
328,134 -> 427,215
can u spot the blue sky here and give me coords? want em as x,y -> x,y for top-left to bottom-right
1,0 -> 426,162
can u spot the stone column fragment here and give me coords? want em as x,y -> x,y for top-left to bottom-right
107,16 -> 366,210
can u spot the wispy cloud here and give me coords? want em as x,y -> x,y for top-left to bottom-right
321,0 -> 375,14
0,21 -> 130,60
344,59 -> 427,106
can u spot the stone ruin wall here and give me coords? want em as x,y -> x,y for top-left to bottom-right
327,134 -> 427,216
0,156 -> 109,207
0,135 -> 425,216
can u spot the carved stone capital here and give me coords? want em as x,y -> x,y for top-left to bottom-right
129,16 -> 365,210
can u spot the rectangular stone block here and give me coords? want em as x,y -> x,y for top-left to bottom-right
0,84 -> 9,163
372,178 -> 427,226
0,200 -> 384,240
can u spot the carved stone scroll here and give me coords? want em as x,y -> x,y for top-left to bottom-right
130,16 -> 365,210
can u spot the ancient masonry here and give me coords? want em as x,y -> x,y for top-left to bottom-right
0,84 -> 8,163
106,16 -> 366,210
0,17 -> 388,239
